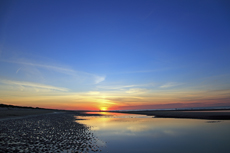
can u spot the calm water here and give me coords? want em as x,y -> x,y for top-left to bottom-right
76,112 -> 230,153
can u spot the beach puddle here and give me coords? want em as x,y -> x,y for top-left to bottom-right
76,112 -> 230,153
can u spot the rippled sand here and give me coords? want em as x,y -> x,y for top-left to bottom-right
0,112 -> 103,153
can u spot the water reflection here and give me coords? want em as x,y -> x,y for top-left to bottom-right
76,112 -> 230,153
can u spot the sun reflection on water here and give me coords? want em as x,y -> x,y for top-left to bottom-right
75,112 -> 230,153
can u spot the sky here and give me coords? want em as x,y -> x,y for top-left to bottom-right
0,0 -> 230,110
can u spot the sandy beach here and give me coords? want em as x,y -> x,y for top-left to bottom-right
0,110 -> 102,152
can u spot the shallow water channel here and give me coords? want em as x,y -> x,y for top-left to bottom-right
76,112 -> 230,153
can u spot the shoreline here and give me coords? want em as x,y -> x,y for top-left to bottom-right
0,107 -> 102,120
2,107 -> 230,120
115,110 -> 230,120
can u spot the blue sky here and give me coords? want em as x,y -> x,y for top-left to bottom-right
0,0 -> 230,110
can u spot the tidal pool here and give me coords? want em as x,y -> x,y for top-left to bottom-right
76,112 -> 230,153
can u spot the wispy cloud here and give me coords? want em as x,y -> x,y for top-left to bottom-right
16,67 -> 21,73
114,68 -> 169,74
87,91 -> 100,95
94,75 -> 106,84
160,82 -> 183,88
112,66 -> 185,75
0,79 -> 68,92
2,60 -> 75,74
126,88 -> 148,94
95,99 -> 117,105
97,85 -> 138,90
1,59 -> 105,84
97,83 -> 155,90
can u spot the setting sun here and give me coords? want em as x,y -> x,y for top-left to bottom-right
100,107 -> 108,111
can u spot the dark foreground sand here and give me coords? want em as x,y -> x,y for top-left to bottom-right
118,110 -> 230,120
0,108 -> 56,119
0,111 -> 103,153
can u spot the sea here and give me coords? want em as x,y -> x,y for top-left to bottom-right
76,112 -> 230,153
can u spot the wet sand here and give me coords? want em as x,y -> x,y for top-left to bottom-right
0,111 -> 103,153
117,110 -> 230,120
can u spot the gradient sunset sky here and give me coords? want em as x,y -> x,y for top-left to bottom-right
0,0 -> 230,110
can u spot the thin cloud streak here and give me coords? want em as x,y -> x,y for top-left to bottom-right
16,67 -> 21,73
97,83 -> 155,90
1,59 -> 105,84
112,66 -> 185,75
0,59 -> 75,74
0,79 -> 68,91
94,75 -> 106,84
160,82 -> 183,88
126,88 -> 148,94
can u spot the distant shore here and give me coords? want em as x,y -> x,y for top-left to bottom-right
0,105 -> 99,120
116,110 -> 230,120
1,103 -> 230,120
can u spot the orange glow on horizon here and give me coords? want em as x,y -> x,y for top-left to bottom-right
100,107 -> 108,111
3,96 -> 230,111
